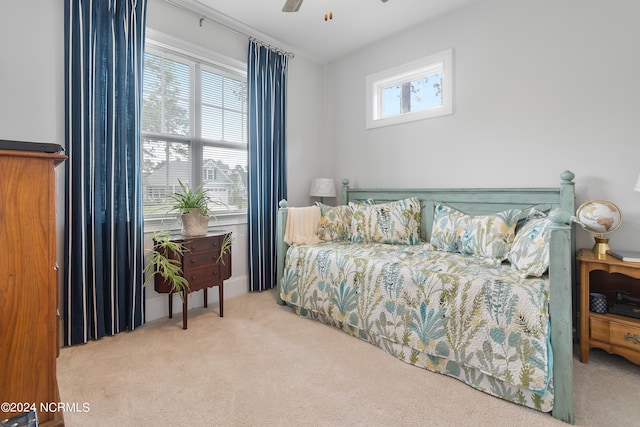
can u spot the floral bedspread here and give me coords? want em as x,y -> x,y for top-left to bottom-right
280,242 -> 554,412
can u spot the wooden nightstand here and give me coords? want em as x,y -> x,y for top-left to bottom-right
154,232 -> 232,329
577,248 -> 640,364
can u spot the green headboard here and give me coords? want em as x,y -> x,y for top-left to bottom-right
341,170 -> 576,244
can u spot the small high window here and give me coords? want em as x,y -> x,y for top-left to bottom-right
366,49 -> 453,129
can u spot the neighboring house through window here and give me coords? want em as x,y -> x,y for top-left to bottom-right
142,32 -> 248,219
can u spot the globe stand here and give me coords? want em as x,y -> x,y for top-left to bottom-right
592,236 -> 610,259
576,199 -> 622,260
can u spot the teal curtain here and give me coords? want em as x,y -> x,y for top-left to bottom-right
247,40 -> 289,292
64,0 -> 147,345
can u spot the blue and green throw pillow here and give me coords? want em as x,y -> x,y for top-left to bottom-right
431,202 -> 521,263
316,203 -> 352,242
461,209 -> 521,262
430,203 -> 468,253
508,213 -> 552,278
349,197 -> 421,245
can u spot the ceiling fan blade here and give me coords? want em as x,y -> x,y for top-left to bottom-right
381,0 -> 389,2
282,0 -> 304,12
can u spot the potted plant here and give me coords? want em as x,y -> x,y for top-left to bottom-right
169,179 -> 214,237
144,182 -> 232,302
143,230 -> 191,299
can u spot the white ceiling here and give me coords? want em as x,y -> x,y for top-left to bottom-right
190,0 -> 480,63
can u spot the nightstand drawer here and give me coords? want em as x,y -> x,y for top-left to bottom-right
184,252 -> 219,267
183,236 -> 222,254
590,317 -> 610,343
183,265 -> 221,290
610,322 -> 640,351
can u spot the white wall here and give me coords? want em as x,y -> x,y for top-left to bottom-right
0,1 -> 64,144
286,58 -> 332,206
323,0 -> 640,252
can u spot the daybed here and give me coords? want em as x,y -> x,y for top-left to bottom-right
275,171 -> 576,424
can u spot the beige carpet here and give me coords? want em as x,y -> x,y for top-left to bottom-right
57,290 -> 640,426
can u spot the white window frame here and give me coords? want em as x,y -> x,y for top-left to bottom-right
142,30 -> 248,227
366,49 -> 453,129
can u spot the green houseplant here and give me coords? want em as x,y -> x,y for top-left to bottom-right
144,230 -> 190,299
169,180 -> 214,237
144,182 -> 232,301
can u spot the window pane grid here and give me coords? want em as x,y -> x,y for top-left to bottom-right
142,46 -> 247,218
142,138 -> 192,216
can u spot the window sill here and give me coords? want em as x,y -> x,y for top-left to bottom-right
144,212 -> 247,234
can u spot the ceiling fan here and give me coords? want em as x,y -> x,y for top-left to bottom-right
282,0 -> 389,13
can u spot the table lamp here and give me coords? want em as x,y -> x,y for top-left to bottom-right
309,178 -> 336,204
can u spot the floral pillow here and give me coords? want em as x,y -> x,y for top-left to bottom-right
508,216 -> 552,278
430,203 -> 469,253
461,209 -> 521,262
349,197 -> 421,245
431,203 -> 521,263
316,203 -> 352,242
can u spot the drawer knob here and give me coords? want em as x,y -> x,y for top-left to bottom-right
624,333 -> 640,345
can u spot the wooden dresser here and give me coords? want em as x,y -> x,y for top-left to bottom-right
0,149 -> 66,426
154,232 -> 232,329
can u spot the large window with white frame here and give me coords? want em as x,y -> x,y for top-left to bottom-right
366,49 -> 453,129
141,41 -> 248,219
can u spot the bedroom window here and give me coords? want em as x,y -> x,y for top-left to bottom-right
142,38 -> 247,219
366,49 -> 453,129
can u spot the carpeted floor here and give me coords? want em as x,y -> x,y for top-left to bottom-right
57,290 -> 640,426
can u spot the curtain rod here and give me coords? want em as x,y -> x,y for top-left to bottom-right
162,0 -> 295,59
248,37 -> 294,59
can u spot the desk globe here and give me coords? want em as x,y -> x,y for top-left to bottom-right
575,199 -> 622,257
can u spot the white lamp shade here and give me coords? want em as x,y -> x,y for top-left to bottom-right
309,178 -> 337,198
635,173 -> 640,192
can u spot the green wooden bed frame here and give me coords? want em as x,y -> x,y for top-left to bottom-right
275,170 -> 576,424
